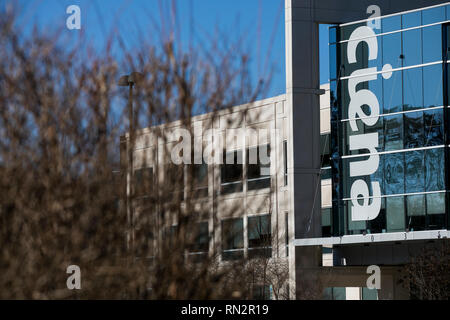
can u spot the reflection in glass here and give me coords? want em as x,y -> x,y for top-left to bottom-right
347,204 -> 366,234
427,193 -> 445,215
405,151 -> 424,193
423,26 -> 442,64
384,114 -> 403,151
370,155 -> 384,196
407,195 -> 425,215
427,193 -> 446,229
423,64 -> 443,108
383,70 -> 402,113
425,148 -> 445,191
424,109 -> 444,146
403,68 -> 423,110
386,196 -> 405,232
404,112 -> 424,148
402,29 -> 422,66
384,153 -> 404,195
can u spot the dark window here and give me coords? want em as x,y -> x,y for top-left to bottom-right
322,208 -> 332,237
164,225 -> 178,246
166,163 -> 184,200
222,218 -> 244,260
252,285 -> 270,300
134,167 -> 153,197
221,150 -> 243,194
192,160 -> 208,198
320,134 -> 331,167
247,144 -> 271,191
283,140 -> 288,186
248,215 -> 271,259
285,212 -> 289,257
188,222 -> 209,262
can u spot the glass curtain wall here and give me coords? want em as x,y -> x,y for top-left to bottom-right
329,4 -> 450,236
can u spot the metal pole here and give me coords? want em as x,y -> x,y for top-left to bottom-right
128,82 -> 134,250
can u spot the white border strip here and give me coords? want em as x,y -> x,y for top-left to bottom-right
339,20 -> 450,44
341,144 -> 444,160
342,190 -> 446,202
339,61 -> 443,81
294,229 -> 450,246
341,105 -> 444,123
339,2 -> 450,27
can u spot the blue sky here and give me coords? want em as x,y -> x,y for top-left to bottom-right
7,0 -> 331,98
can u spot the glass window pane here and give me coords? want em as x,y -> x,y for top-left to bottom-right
402,11 -> 421,29
222,218 -> 243,251
330,43 -> 337,80
427,193 -> 445,215
322,208 -> 331,226
383,70 -> 402,113
407,194 -> 425,216
329,26 -> 337,44
386,196 -> 405,232
404,112 -> 424,148
382,15 -> 401,33
332,287 -> 346,300
347,201 -> 366,234
405,151 -> 424,193
247,144 -> 270,191
222,150 -> 243,183
248,215 -> 271,248
402,29 -> 422,66
382,33 -> 402,68
423,26 -> 442,64
190,222 -> 209,252
422,6 -> 446,25
362,287 -> 378,300
423,64 -> 443,108
424,109 -> 444,146
384,153 -> 404,195
425,148 -> 445,191
403,68 -> 423,111
384,114 -> 403,151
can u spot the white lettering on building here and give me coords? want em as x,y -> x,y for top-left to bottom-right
346,26 -> 385,221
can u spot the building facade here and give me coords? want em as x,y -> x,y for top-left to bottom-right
124,1 -> 450,300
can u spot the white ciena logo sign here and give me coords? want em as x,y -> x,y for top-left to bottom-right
346,26 -> 392,221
